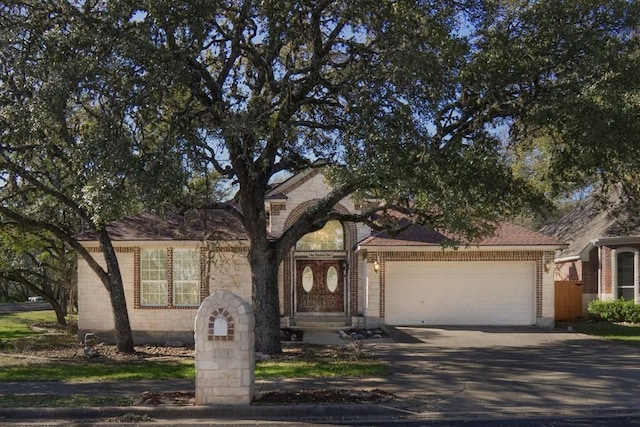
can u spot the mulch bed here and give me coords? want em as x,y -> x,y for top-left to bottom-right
135,389 -> 396,406
255,388 -> 396,405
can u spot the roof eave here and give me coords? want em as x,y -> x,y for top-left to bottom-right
591,235 -> 640,247
555,255 -> 581,264
558,236 -> 640,263
357,244 -> 566,252
79,239 -> 250,247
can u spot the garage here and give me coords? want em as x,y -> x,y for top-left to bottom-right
385,261 -> 536,326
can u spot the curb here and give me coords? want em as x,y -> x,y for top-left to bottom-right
0,403 -> 407,422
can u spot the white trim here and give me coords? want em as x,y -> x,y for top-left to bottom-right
637,252 -> 639,304
597,246 -> 602,298
79,240 -> 250,249
611,248 -> 617,299
577,242 -> 595,261
266,167 -> 317,197
592,236 -> 640,246
363,256 -> 369,310
611,247 -> 639,301
357,244 -> 564,252
555,255 -> 580,264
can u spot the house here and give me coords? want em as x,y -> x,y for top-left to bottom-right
541,195 -> 640,315
77,169 -> 566,343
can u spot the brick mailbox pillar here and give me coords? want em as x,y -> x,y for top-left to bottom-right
194,290 -> 255,405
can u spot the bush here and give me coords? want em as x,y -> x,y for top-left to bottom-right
588,299 -> 640,323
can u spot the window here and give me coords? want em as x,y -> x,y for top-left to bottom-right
139,248 -> 202,308
173,249 -> 200,306
296,220 -> 344,251
617,252 -> 635,300
141,249 -> 168,306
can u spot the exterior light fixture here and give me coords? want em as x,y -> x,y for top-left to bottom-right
373,259 -> 380,273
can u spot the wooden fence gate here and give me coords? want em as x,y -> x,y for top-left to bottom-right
554,281 -> 584,321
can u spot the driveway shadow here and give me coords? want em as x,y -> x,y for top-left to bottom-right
370,327 -> 640,414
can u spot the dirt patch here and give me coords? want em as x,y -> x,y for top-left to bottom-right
135,391 -> 196,406
256,388 -> 396,405
1,342 -> 195,362
0,320 -> 195,362
132,389 -> 396,406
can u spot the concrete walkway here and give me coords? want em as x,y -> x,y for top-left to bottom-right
3,326 -> 640,424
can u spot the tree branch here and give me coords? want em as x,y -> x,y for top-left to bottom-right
0,207 -> 110,286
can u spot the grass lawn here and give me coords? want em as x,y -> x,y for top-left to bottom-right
0,359 -> 196,382
567,321 -> 640,346
0,310 -> 62,340
256,349 -> 388,378
1,310 -> 388,382
1,310 -> 388,407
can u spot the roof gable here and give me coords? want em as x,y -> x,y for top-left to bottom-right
540,195 -> 640,258
266,168 -> 324,199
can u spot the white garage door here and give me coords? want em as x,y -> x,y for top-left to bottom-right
385,261 -> 535,325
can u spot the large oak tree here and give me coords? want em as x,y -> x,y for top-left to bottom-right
1,1 -> 638,354
0,0 -> 192,352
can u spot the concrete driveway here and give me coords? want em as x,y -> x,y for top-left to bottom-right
371,326 -> 640,417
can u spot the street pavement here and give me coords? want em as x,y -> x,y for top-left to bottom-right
2,326 -> 640,425
0,301 -> 52,313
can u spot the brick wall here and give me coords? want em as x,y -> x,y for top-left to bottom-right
78,243 -> 251,344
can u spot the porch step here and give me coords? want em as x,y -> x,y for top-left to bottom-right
292,322 -> 347,331
291,314 -> 350,331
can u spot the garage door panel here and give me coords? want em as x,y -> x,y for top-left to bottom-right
385,261 -> 535,325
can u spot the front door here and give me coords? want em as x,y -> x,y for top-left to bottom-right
296,260 -> 344,312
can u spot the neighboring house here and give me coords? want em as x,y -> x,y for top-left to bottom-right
77,169 -> 566,343
541,196 -> 640,315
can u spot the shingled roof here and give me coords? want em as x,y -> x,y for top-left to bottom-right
360,222 -> 565,248
78,210 -> 248,242
539,194 -> 640,258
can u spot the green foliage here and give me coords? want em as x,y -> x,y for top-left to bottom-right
0,355 -> 385,383
567,321 -> 640,347
587,299 -> 640,324
2,0 -> 638,353
1,311 -> 386,382
0,360 -> 195,382
506,0 -> 640,206
0,227 -> 76,321
0,310 -> 61,340
256,357 -> 388,379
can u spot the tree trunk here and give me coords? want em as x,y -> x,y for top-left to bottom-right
249,241 -> 282,355
47,296 -> 67,326
97,230 -> 135,353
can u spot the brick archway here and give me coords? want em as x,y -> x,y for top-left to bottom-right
282,201 -> 358,318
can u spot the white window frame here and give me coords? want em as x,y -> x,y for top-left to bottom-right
139,247 -> 201,308
140,249 -> 168,307
612,248 -> 639,303
173,248 -> 201,307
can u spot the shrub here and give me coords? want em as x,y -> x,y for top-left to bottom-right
588,299 -> 640,323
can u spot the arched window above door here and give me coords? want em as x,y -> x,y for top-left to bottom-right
296,220 -> 344,251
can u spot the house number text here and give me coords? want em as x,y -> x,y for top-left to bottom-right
212,349 -> 233,359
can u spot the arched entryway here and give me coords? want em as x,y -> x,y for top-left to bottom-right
281,202 -> 358,320
295,220 -> 346,313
